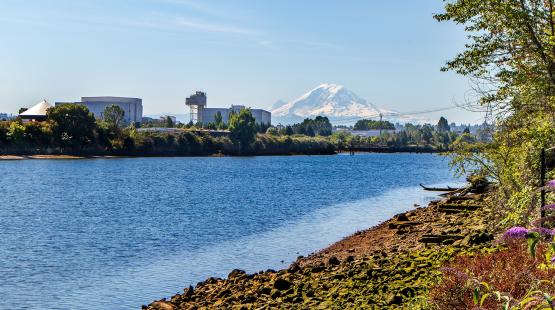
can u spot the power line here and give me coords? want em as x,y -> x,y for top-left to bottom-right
397,106 -> 458,115
329,105 -> 460,124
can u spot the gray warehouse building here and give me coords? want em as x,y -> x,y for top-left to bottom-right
185,91 -> 271,126
56,97 -> 143,125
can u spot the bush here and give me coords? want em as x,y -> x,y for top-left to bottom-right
431,240 -> 555,309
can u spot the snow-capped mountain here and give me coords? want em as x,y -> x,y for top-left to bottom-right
272,84 -> 387,118
271,84 -> 401,124
271,84 -> 429,125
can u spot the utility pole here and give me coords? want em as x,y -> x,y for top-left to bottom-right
541,148 -> 546,221
379,113 -> 383,136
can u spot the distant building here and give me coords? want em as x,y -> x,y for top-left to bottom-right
185,91 -> 207,124
185,91 -> 271,126
0,113 -> 13,121
18,100 -> 52,122
56,96 -> 143,125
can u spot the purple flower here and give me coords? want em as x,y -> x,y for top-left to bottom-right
551,256 -> 555,265
531,227 -> 555,236
502,227 -> 529,239
542,204 -> 555,211
547,180 -> 555,187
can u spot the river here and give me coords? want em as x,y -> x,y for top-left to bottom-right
0,153 -> 460,309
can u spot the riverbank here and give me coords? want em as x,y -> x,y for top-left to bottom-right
0,155 -> 105,160
338,145 -> 447,154
145,189 -> 496,309
0,149 -> 446,160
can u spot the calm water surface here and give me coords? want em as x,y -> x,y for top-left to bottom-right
0,154 -> 460,310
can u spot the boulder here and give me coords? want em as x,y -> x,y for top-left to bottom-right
288,262 -> 301,273
228,269 -> 246,279
273,278 -> 292,291
327,256 -> 340,266
183,285 -> 194,298
148,301 -> 175,310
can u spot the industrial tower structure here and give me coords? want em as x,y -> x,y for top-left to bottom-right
185,91 -> 207,124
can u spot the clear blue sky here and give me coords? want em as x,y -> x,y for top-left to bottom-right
0,0 -> 479,123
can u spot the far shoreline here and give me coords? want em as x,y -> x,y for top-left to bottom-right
0,150 -> 446,160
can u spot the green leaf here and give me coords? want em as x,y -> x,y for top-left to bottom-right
480,293 -> 490,307
528,233 -> 541,259
480,281 -> 490,291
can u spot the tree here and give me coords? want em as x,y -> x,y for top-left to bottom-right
103,105 -> 126,128
214,111 -> 223,129
437,117 -> 450,132
435,1 -> 555,110
7,121 -> 26,144
165,116 -> 174,128
421,124 -> 433,144
284,125 -> 294,136
291,117 -> 333,136
47,104 -> 97,149
266,126 -> 278,135
437,0 -> 555,224
354,119 -> 395,130
228,108 -> 256,147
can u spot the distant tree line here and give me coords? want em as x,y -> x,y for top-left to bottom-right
266,116 -> 333,137
329,116 -> 471,151
0,104 -> 333,156
353,119 -> 395,130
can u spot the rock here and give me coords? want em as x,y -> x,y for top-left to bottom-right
258,286 -> 272,295
148,301 -> 175,310
228,269 -> 246,279
183,285 -> 194,298
273,278 -> 292,291
345,255 -> 355,263
217,289 -> 232,298
328,256 -> 340,266
396,213 -> 410,221
311,263 -> 325,273
270,289 -> 281,299
388,295 -> 403,305
288,262 -> 300,273
469,232 -> 493,245
400,287 -> 416,297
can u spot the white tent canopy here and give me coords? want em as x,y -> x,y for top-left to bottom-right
19,100 -> 52,117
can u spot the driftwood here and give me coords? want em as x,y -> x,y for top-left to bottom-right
419,184 -> 461,192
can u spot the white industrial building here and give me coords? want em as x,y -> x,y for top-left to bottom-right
18,100 -> 52,121
56,97 -> 143,125
185,91 -> 271,126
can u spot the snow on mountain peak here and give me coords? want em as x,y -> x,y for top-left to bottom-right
271,83 -> 384,118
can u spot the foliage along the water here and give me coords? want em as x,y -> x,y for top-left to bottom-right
437,0 -> 555,226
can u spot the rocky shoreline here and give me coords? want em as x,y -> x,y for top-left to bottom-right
145,191 -> 495,309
